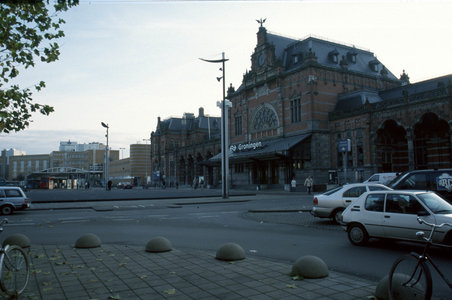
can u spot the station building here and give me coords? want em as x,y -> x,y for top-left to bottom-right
205,24 -> 452,191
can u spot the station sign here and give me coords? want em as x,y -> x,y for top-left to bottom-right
230,142 -> 263,152
338,139 -> 351,152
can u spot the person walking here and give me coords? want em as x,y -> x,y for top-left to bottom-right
304,175 -> 313,195
107,180 -> 112,191
291,178 -> 297,192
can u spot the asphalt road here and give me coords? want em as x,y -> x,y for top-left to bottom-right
25,187 -> 258,203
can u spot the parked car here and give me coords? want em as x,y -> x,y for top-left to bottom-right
117,182 -> 124,189
340,190 -> 452,246
363,173 -> 397,184
386,169 -> 452,203
311,183 -> 392,224
0,186 -> 30,215
122,182 -> 133,189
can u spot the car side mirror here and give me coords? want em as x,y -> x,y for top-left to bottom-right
417,211 -> 430,217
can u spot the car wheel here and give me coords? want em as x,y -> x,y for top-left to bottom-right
332,208 -> 344,225
348,224 -> 369,246
1,205 -> 14,215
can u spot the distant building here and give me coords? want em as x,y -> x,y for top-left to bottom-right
150,107 -> 221,186
59,140 -> 106,152
0,148 -> 27,180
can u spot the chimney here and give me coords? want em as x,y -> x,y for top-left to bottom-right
199,107 -> 204,117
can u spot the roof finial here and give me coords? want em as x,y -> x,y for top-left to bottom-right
256,18 -> 266,27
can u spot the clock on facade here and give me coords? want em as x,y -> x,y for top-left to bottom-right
258,54 -> 265,66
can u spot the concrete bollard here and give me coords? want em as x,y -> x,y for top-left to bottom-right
2,234 -> 30,249
146,237 -> 172,253
75,234 -> 101,248
216,243 -> 246,261
291,255 -> 329,278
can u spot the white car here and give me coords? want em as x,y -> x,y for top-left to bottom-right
311,183 -> 392,224
341,190 -> 452,246
0,186 -> 30,215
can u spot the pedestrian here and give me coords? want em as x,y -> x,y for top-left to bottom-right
176,181 -> 179,189
193,176 -> 198,190
304,175 -> 313,195
107,180 -> 112,191
291,178 -> 297,192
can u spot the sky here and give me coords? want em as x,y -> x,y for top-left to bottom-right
1,0 -> 452,158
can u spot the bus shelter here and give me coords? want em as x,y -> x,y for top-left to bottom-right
26,167 -> 91,189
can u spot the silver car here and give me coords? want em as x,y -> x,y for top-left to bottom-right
341,190 -> 452,246
311,183 -> 392,224
0,186 -> 30,215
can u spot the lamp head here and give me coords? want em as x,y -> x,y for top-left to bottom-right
101,122 -> 109,128
216,77 -> 222,82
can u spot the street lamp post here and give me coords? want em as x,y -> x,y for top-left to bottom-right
200,52 -> 230,199
101,122 -> 109,191
143,139 -> 150,187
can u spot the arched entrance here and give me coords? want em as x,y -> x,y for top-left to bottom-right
376,120 -> 407,172
413,113 -> 451,169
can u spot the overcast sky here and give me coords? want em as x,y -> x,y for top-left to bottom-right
2,0 -> 451,158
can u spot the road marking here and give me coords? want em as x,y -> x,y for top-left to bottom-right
112,219 -> 135,221
61,220 -> 89,224
4,223 -> 35,226
59,217 -> 85,221
198,215 -> 220,219
188,213 -> 205,216
221,211 -> 239,214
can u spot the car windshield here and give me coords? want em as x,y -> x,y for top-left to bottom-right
385,172 -> 408,187
417,193 -> 452,214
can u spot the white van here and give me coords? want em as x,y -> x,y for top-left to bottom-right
364,173 -> 397,184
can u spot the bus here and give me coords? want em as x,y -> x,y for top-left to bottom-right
39,177 -> 55,189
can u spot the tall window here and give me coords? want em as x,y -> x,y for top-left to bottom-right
235,116 -> 242,135
290,98 -> 301,123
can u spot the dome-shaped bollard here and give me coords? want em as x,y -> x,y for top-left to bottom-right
2,234 -> 30,249
75,234 -> 101,248
377,274 -> 425,300
291,255 -> 329,279
216,243 -> 245,261
146,237 -> 172,253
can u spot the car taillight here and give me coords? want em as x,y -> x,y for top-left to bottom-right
313,197 -> 318,206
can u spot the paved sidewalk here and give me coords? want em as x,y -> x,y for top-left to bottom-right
21,244 -> 377,300
13,194 -> 382,300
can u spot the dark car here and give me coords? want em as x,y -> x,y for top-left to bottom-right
386,169 -> 452,203
122,182 -> 133,189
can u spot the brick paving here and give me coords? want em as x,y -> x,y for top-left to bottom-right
20,244 -> 377,300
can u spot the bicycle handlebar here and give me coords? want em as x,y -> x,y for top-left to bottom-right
417,217 -> 452,229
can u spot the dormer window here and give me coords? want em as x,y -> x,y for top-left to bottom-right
369,58 -> 380,72
347,47 -> 358,63
292,52 -> 302,64
328,48 -> 339,64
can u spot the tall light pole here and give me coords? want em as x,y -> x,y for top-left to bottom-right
101,122 -> 109,191
120,147 -> 125,183
200,52 -> 230,199
143,138 -> 150,186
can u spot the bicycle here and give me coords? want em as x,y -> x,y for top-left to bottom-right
388,217 -> 452,300
0,218 -> 29,297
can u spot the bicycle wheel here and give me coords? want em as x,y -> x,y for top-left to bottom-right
388,254 -> 432,300
0,245 -> 29,296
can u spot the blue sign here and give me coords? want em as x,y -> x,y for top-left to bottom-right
437,173 -> 452,192
338,139 -> 351,152
152,171 -> 160,181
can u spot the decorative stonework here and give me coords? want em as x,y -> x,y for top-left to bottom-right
252,105 -> 278,132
